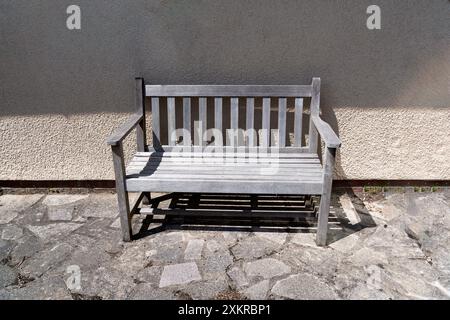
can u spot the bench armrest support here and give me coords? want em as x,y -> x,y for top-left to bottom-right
106,112 -> 143,146
311,116 -> 341,148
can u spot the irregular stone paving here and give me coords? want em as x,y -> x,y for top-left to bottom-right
0,190 -> 449,300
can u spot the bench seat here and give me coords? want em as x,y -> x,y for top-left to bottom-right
125,151 -> 324,194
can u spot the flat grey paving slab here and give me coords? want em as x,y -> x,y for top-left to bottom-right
0,194 -> 43,224
27,223 -> 83,242
243,280 -> 270,299
159,262 -> 202,288
0,190 -> 449,300
47,207 -> 73,221
1,225 -> 23,241
0,264 -> 17,289
184,239 -> 204,261
227,266 -> 249,288
42,195 -> 88,207
244,258 -> 291,279
271,274 -> 339,300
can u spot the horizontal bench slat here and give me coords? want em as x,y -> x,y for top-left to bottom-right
140,208 -> 321,219
128,160 -> 321,166
127,172 -> 322,179
146,146 -> 310,153
127,167 -> 322,178
126,172 -> 322,181
127,166 -> 322,174
145,85 -> 312,97
126,178 -> 323,194
127,165 -> 322,172
130,158 -> 320,164
134,151 -> 318,158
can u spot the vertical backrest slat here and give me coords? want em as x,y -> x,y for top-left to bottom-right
183,97 -> 191,145
151,97 -> 161,148
199,97 -> 207,146
230,98 -> 239,130
308,78 -> 320,153
277,98 -> 287,147
214,97 -> 222,145
167,97 -> 176,146
294,98 -> 304,147
262,98 -> 271,147
135,78 -> 146,152
246,98 -> 255,147
230,97 -> 239,147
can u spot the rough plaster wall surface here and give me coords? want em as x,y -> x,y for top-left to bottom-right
1,108 -> 449,180
333,107 -> 450,180
0,113 -> 136,180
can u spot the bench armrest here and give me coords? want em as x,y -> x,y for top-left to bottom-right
106,112 -> 143,146
311,116 -> 341,148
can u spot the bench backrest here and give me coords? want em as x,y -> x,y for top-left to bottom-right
139,78 -> 321,153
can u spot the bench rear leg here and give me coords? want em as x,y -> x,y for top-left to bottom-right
316,147 -> 336,246
112,143 -> 132,242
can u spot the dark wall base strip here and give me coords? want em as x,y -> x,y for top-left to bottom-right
0,180 -> 448,191
333,180 -> 450,188
0,180 -> 116,189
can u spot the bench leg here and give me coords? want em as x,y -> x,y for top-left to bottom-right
117,189 -> 132,242
316,147 -> 336,246
316,192 -> 331,246
112,143 -> 132,242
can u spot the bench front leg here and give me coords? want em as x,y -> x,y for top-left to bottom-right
316,146 -> 336,246
111,142 -> 132,242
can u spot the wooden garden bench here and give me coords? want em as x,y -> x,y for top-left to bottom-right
107,78 -> 341,245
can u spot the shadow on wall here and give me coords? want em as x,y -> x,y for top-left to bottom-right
0,0 -> 449,117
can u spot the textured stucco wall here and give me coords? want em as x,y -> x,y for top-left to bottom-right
1,0 -> 449,181
333,108 -> 450,180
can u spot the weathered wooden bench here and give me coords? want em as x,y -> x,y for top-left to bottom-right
107,77 -> 341,245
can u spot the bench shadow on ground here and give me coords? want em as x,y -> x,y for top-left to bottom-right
133,189 -> 376,245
